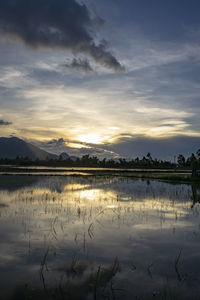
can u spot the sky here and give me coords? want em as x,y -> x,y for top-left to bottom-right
0,0 -> 200,160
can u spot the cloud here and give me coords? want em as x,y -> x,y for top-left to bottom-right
106,134 -> 200,160
64,58 -> 93,73
0,0 -> 124,71
28,134 -> 200,160
34,138 -> 119,159
0,120 -> 12,126
47,138 -> 65,146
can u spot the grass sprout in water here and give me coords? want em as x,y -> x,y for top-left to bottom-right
11,257 -> 121,300
0,175 -> 200,299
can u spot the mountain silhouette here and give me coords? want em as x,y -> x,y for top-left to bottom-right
0,137 -> 57,160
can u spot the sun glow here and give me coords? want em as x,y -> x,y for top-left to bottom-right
78,133 -> 104,144
67,142 -> 91,149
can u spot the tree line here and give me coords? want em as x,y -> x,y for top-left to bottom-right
0,150 -> 200,170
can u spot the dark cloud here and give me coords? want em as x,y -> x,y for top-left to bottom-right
47,138 -> 65,146
64,58 -> 93,73
107,134 -> 200,160
0,0 -> 124,71
0,120 -> 12,126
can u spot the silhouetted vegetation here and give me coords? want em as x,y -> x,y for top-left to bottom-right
0,150 -> 200,173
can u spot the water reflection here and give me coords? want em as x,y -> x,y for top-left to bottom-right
191,184 -> 200,208
0,175 -> 200,299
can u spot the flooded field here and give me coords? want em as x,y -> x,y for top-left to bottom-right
0,175 -> 200,299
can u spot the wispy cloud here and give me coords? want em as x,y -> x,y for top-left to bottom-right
33,138 -> 119,159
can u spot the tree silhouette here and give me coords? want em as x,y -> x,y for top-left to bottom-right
177,154 -> 185,167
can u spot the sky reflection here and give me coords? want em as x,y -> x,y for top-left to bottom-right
0,176 -> 200,299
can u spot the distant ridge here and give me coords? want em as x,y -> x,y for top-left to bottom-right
0,137 -> 57,160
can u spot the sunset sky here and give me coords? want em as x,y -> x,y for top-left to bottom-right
0,0 -> 200,159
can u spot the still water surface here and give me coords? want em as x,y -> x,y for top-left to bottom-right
0,175 -> 200,299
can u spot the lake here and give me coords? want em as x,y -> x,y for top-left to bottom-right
0,175 -> 200,299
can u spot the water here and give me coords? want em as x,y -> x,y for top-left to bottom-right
0,175 -> 200,299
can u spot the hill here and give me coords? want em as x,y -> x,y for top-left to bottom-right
0,137 -> 57,160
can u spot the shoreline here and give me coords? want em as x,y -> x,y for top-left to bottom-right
0,166 -> 199,184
